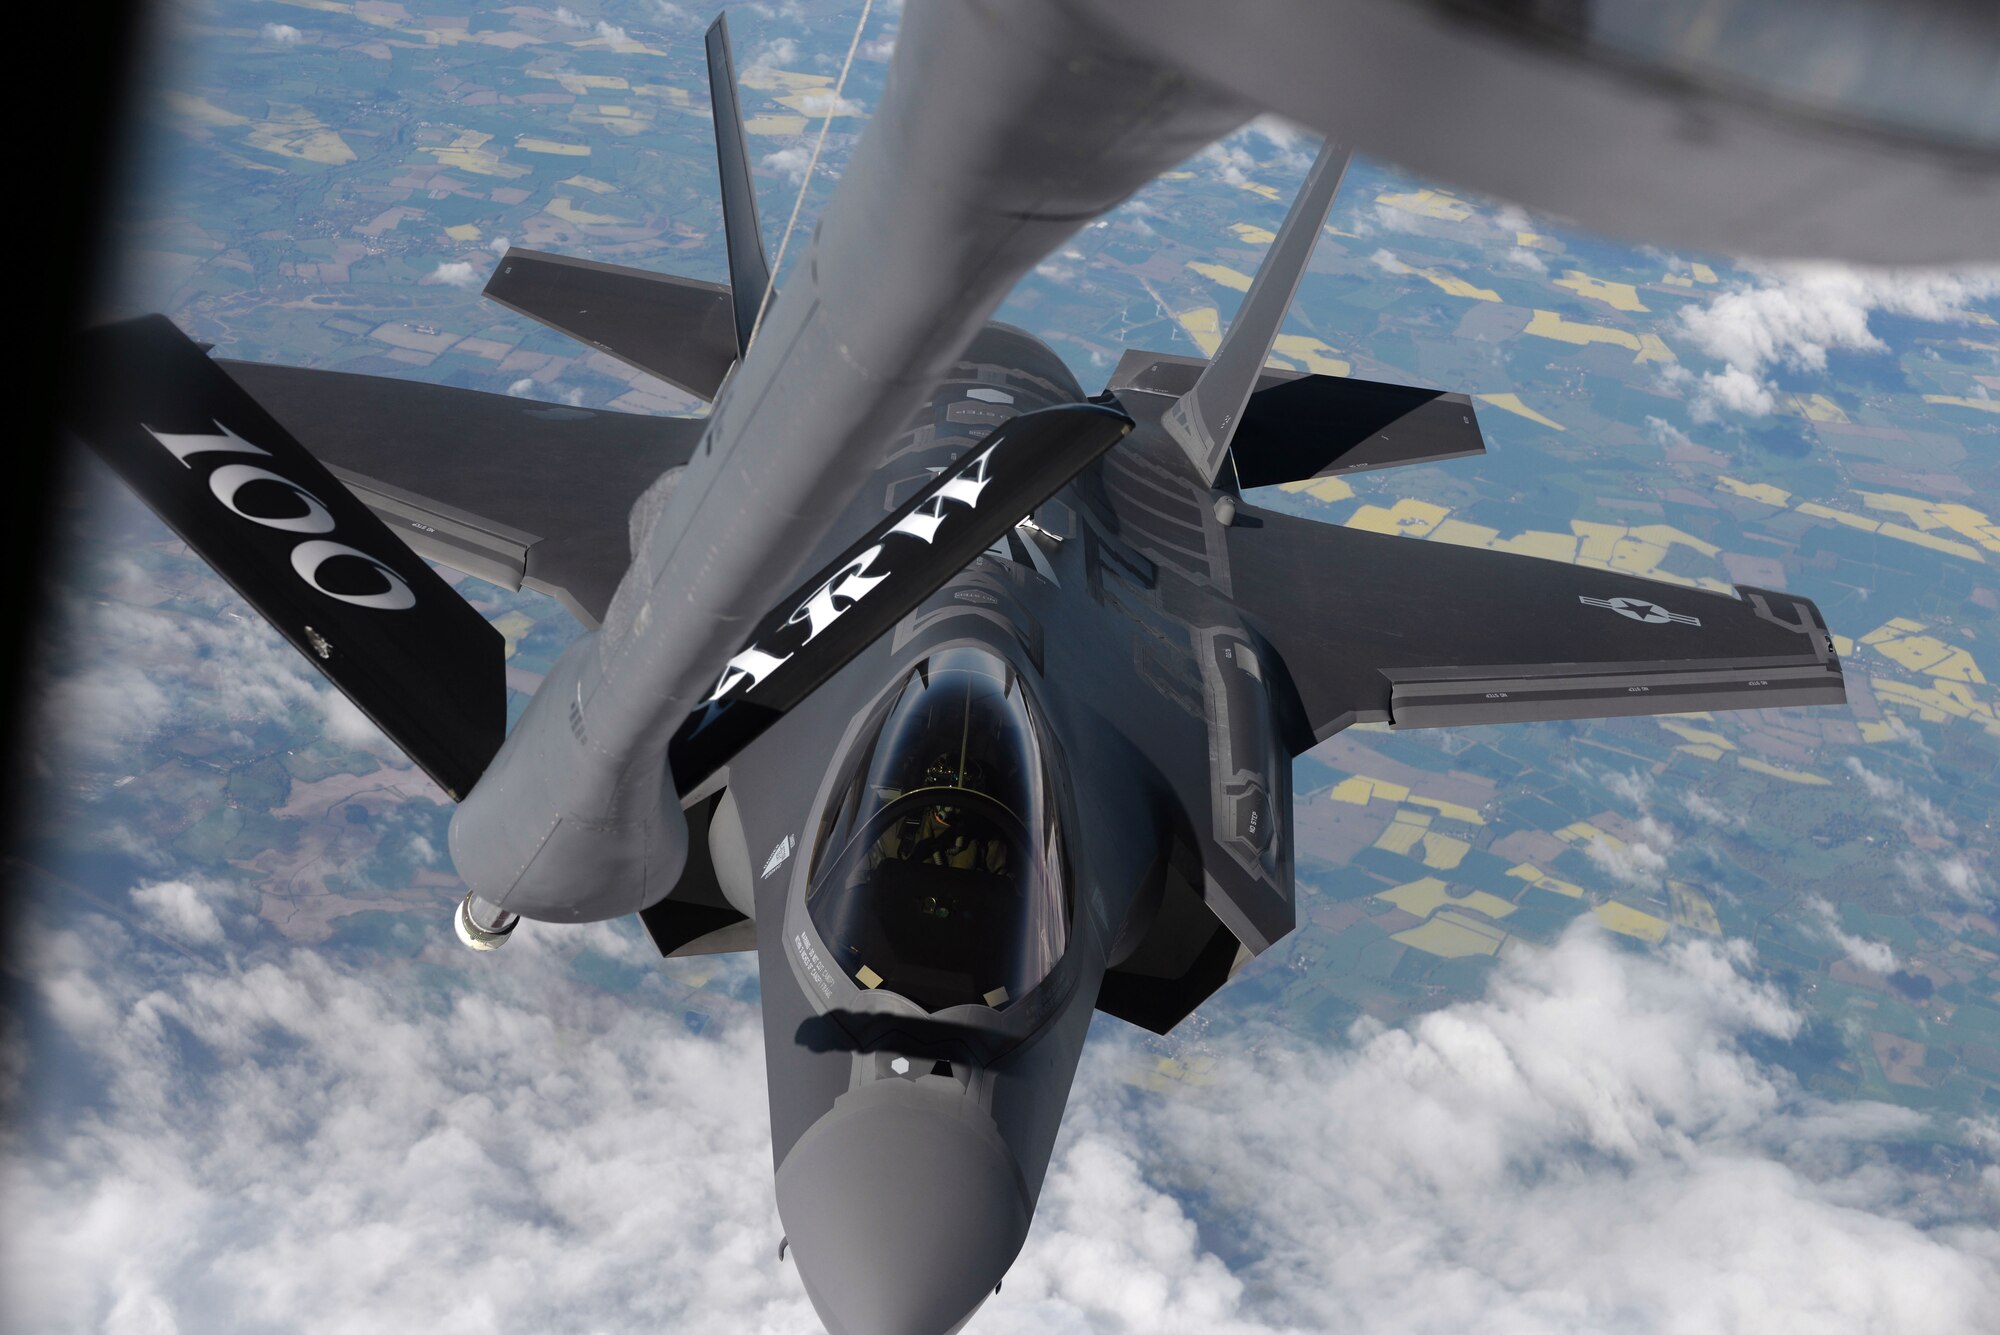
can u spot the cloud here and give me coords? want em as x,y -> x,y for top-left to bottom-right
1934,856 -> 1989,902
1902,851 -> 1994,908
761,145 -> 810,184
130,879 -> 228,947
1200,140 -> 1259,191
505,378 -> 583,408
1597,766 -> 1653,810
1583,824 -> 1673,892
33,585 -> 380,772
1695,363 -> 1777,420
1807,897 -> 1898,974
791,89 -> 863,118
1683,791 -> 1747,831
594,19 -> 627,44
751,36 -> 800,67
1568,765 -> 1677,893
1845,758 -> 1956,840
261,23 -> 303,44
1674,264 -> 2000,419
12,902 -> 1993,1335
487,235 -> 510,256
429,260 -> 479,289
1644,415 -> 1694,451
1239,116 -> 1315,174
987,926 -> 1999,1333
551,5 -> 588,29
5,915 -> 806,1333
1845,757 -> 1987,904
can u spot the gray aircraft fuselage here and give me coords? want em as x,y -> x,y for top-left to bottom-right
707,324 -> 1266,1335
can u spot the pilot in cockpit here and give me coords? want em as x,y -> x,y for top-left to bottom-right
804,647 -> 1067,1012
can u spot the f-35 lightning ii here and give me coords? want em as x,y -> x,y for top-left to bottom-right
68,3 -> 1998,1332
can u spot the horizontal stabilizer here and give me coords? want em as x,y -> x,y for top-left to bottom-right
1230,374 -> 1484,488
218,360 -> 705,626
483,249 -> 738,400
667,402 -> 1134,793
67,317 -> 506,799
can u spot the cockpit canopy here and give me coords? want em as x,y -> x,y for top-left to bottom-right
807,647 -> 1069,1013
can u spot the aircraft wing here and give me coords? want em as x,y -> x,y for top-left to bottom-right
1227,505 -> 1845,747
67,317 -> 508,800
219,362 -> 705,625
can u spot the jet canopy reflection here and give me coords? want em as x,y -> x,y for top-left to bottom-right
807,646 -> 1071,1013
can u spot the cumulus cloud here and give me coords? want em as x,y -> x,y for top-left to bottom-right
551,5 -> 588,29
4,918 -> 802,1333
261,22 -> 303,44
1584,823 -> 1674,892
1674,264 -> 2000,419
35,585 -> 378,771
1807,896 -> 1898,974
507,379 -> 584,407
1369,248 -> 1412,276
1933,857 -> 1990,902
1846,757 -> 1956,840
990,926 -> 1999,1333
1568,765 -> 1677,893
487,235 -> 511,256
1684,790 -> 1747,831
751,35 -> 800,67
1847,757 -> 1987,905
791,89 -> 863,118
761,145 -> 810,184
130,879 -> 229,947
1597,766 -> 1652,810
1902,851 -> 1994,908
595,19 -> 628,44
1696,363 -> 1778,420
1367,200 -> 1435,236
1200,140 -> 1260,192
1644,415 -> 1694,451
429,260 -> 479,289
10,906 -> 1993,1335
1238,116 -> 1315,174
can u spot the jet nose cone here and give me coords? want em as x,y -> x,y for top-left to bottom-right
777,1075 -> 1031,1335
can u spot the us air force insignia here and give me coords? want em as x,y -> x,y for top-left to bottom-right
1580,594 -> 1701,627
761,833 -> 796,879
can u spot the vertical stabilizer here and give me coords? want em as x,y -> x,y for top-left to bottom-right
1161,140 -> 1352,485
706,13 -> 773,357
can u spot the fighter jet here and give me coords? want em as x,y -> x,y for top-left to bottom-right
64,3 -> 1994,1332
